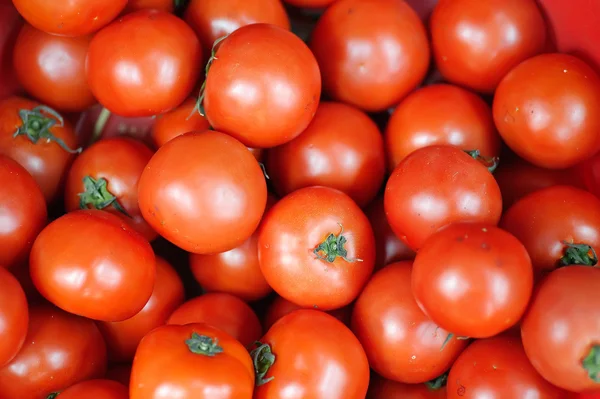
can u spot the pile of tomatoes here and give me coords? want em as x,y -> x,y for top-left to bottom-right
1,0 -> 600,397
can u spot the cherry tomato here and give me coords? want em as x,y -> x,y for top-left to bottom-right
150,97 -> 210,149
258,186 -> 375,310
384,145 -> 503,251
262,295 -> 352,331
56,379 -> 128,399
105,364 -> 132,387
384,84 -> 501,172
310,0 -> 430,112
0,305 -> 107,399
430,0 -> 546,93
30,210 -> 156,322
87,10 -> 202,117
130,323 -> 254,399
0,2 -> 23,101
367,375 -> 447,399
493,53 -> 600,169
412,223 -> 533,338
266,101 -> 386,207
138,131 -> 267,254
204,23 -> 321,148
123,0 -> 174,14
0,267 -> 27,368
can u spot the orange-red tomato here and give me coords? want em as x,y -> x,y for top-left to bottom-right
150,97 -> 210,149
367,375 -> 447,399
56,379 -> 128,399
262,295 -> 352,331
0,267 -> 28,368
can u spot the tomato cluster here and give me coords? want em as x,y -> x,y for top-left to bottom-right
1,0 -> 599,398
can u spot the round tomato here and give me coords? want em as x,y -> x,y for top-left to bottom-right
130,323 -> 254,399
384,145 -> 503,251
412,223 -> 533,338
258,186 -> 375,310
262,295 -> 352,331
367,375 -> 447,399
0,1 -> 23,102
86,10 -> 202,117
138,131 -> 267,254
430,0 -> 546,93
493,53 -> 600,169
105,364 -> 132,387
384,84 -> 501,172
150,97 -> 210,149
30,210 -> 156,322
0,305 -> 107,398
55,379 -> 128,399
123,0 -> 174,13
266,101 -> 386,207
0,267 -> 27,368
204,23 -> 321,148
310,0 -> 429,112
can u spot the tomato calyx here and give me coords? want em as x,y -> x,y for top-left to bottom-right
465,149 -> 499,173
313,223 -> 363,263
440,333 -> 470,351
559,242 -> 598,267
185,332 -> 224,356
194,34 -> 229,117
78,176 -> 131,218
250,341 -> 275,386
15,106 -> 82,154
46,393 -> 59,399
425,372 -> 448,390
582,345 -> 600,382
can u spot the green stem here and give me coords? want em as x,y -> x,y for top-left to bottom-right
193,34 -> 229,118
78,176 -> 131,218
47,393 -> 59,399
425,372 -> 448,390
465,149 -> 499,173
90,107 -> 111,146
582,345 -> 600,382
313,223 -> 362,263
14,105 -> 81,154
250,342 -> 276,386
559,242 -> 598,266
185,332 -> 224,356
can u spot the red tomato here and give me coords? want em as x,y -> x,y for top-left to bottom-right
13,24 -> 95,112
105,364 -> 132,387
522,266 -> 600,392
56,379 -> 128,399
130,323 -> 254,399
0,267 -> 27,368
430,0 -> 546,93
204,23 -> 321,148
258,186 -> 375,310
0,96 -> 80,202
138,131 -> 267,254
30,210 -> 156,322
123,0 -> 174,14
0,155 -> 46,269
253,309 -> 369,398
167,293 -> 262,349
310,0 -> 430,112
412,223 -> 533,338
493,53 -> 600,169
86,10 -> 202,117
262,295 -> 352,331
384,84 -> 501,172
150,97 -> 210,149
0,305 -> 107,399
367,375 -> 447,399
0,1 -> 23,101
384,145 -> 503,251
266,101 -> 386,207
447,334 -> 566,398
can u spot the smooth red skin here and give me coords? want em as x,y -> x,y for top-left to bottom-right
571,393 -> 600,399
0,96 -> 79,202
97,257 -> 185,363
384,145 -> 503,251
150,97 -> 210,149
412,223 -> 533,338
266,101 -> 386,207
30,210 -> 156,322
262,296 -> 352,331
0,156 -> 46,269
87,10 -> 202,118
65,137 -> 157,241
106,364 -> 132,387
0,2 -> 23,102
578,151 -> 600,199
310,0 -> 430,112
258,186 -> 376,310
167,293 -> 262,349
367,376 -> 446,399
130,323 -> 254,399
204,23 -> 321,149
447,335 -> 567,399
493,53 -> 600,169
138,131 -> 267,254
430,0 -> 546,93
352,261 -> 467,383
0,268 -> 28,368
384,84 -> 501,172
123,0 -> 174,13
255,310 -> 370,399
0,305 -> 107,399
13,24 -> 95,112
283,0 -> 337,8
58,379 -> 128,399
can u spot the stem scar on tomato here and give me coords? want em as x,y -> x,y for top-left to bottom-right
192,34 -> 230,118
250,342 -> 275,386
14,105 -> 82,154
559,242 -> 598,267
425,372 -> 448,390
78,176 -> 131,218
185,332 -> 224,356
582,345 -> 600,382
313,223 -> 363,263
465,149 -> 499,173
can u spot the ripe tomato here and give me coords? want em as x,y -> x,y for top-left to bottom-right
253,309 -> 369,398
412,223 -> 533,338
0,1 -> 23,102
384,84 -> 501,171
0,305 -> 107,399
522,266 -> 600,392
150,97 -> 210,149
64,137 -> 156,241
123,0 -> 174,14
367,375 -> 447,399
0,155 -> 46,269
30,210 -> 156,322
13,24 -> 95,112
138,131 -> 267,254
262,295 -> 352,331
258,186 -> 375,310
447,334 -> 567,398
55,379 -> 128,399
493,53 -> 600,169
130,323 -> 254,399
167,293 -> 262,349
105,364 -> 132,387
0,96 -> 80,202
204,23 -> 321,148
384,145 -> 503,251
430,0 -> 546,93
0,267 -> 27,368
310,0 -> 429,112
86,10 -> 202,117
266,101 -> 386,207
